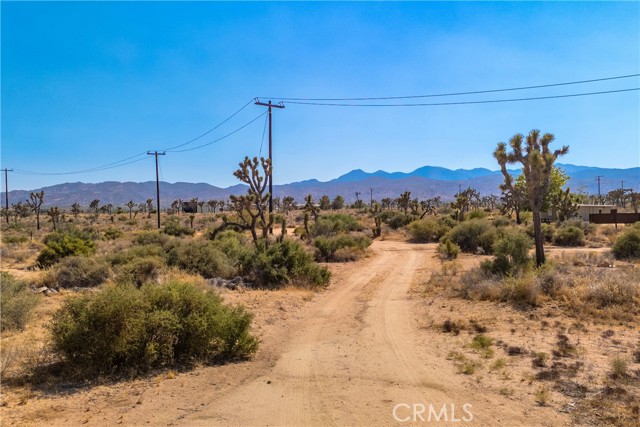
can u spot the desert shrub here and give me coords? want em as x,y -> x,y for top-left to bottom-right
407,219 -> 450,243
167,241 -> 235,279
465,210 -> 486,220
162,217 -> 194,237
248,240 -> 331,289
0,272 -> 40,331
312,214 -> 362,236
108,244 -> 166,267
492,216 -> 512,228
526,223 -> 555,243
612,228 -> 640,260
36,228 -> 96,267
50,280 -> 257,375
585,277 -> 640,308
379,211 -> 414,229
209,230 -> 254,269
314,234 -> 372,262
444,219 -> 496,254
483,230 -> 532,275
500,274 -> 541,307
562,218 -> 595,235
133,231 -> 170,247
437,239 -> 460,260
114,256 -> 166,287
554,226 -> 585,247
47,256 -> 111,288
103,228 -> 123,241
2,234 -> 29,245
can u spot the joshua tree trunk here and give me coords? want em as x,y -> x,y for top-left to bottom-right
532,210 -> 545,266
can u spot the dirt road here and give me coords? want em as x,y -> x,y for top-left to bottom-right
177,240 -> 564,427
4,240 -> 569,426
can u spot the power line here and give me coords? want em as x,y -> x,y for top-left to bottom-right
14,153 -> 151,176
265,73 -> 640,101
161,99 -> 254,151
281,87 -> 639,107
167,111 -> 267,153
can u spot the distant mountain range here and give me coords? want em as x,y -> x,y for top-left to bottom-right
3,164 -> 638,208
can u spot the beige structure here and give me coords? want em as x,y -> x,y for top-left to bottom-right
576,204 -> 616,221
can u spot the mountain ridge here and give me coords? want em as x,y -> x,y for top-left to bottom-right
3,164 -> 638,208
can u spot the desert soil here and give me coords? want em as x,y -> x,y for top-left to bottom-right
2,241 -> 577,426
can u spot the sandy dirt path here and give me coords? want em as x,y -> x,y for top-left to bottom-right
3,240 -> 570,426
177,241 -> 565,427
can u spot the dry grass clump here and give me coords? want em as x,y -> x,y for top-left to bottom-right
426,257 -> 639,320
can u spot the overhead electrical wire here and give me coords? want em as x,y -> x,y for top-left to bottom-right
264,73 -> 640,101
160,99 -> 254,151
14,152 -> 150,176
167,111 -> 267,153
281,87 -> 640,107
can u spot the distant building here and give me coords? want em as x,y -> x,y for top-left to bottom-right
542,204 -> 616,222
576,204 -> 616,222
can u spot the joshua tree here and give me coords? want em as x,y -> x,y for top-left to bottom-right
197,200 -> 205,214
146,199 -> 154,218
211,157 -> 273,246
70,202 -> 82,218
380,198 -> 393,210
47,206 -> 61,231
494,129 -> 568,266
125,200 -> 136,219
89,199 -> 100,214
282,196 -> 296,214
319,195 -> 331,210
26,191 -> 44,230
396,191 -> 412,216
207,199 -> 217,213
11,202 -> 29,223
331,195 -> 344,210
304,194 -> 320,222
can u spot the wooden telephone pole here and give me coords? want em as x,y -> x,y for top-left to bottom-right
254,99 -> 285,231
147,151 -> 166,229
2,168 -> 13,224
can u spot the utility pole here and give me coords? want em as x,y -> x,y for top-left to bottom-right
147,151 -> 166,229
621,180 -> 626,208
595,175 -> 603,203
2,168 -> 13,224
255,99 -> 285,232
370,187 -> 373,209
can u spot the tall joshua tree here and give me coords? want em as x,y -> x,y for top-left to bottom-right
125,200 -> 136,219
26,191 -> 45,230
494,130 -> 568,267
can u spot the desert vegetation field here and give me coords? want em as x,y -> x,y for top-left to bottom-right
1,149 -> 639,426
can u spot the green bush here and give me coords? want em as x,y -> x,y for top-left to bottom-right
109,244 -> 167,267
444,219 -> 496,254
167,241 -> 235,279
114,256 -> 166,287
48,256 -> 111,288
1,234 -> 29,245
379,211 -> 414,229
561,219 -> 595,235
312,214 -> 362,236
612,228 -> 640,260
133,231 -> 170,247
50,280 -> 257,375
465,210 -> 487,220
437,239 -> 461,260
484,230 -> 532,275
103,228 -> 123,240
553,226 -> 585,247
162,217 -> 194,237
526,223 -> 555,243
36,228 -> 97,267
0,272 -> 40,331
209,231 -> 254,270
492,216 -> 512,228
248,240 -> 331,289
314,234 -> 372,262
408,219 -> 450,243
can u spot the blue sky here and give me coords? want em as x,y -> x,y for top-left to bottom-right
2,1 -> 639,190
